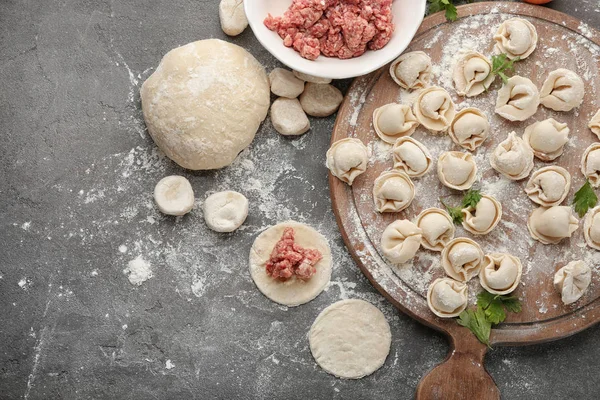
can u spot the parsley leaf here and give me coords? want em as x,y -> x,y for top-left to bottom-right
489,54 -> 520,84
440,190 -> 481,225
573,180 -> 598,218
428,0 -> 458,22
477,292 -> 506,325
440,199 -> 463,224
458,308 -> 491,347
502,297 -> 523,314
461,189 -> 482,209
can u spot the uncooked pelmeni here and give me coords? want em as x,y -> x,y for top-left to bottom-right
453,51 -> 495,97
540,69 -> 585,112
219,0 -> 248,36
372,171 -> 415,213
437,151 -> 478,190
415,208 -> 455,252
154,176 -> 195,216
523,118 -> 569,161
372,103 -> 419,143
299,83 -> 343,117
380,220 -> 422,264
588,109 -> 600,140
461,195 -> 502,235
427,278 -> 468,318
249,221 -> 332,307
527,206 -> 579,245
203,191 -> 248,232
584,206 -> 600,250
269,68 -> 305,98
493,17 -> 538,60
413,86 -> 456,133
326,138 -> 369,185
554,261 -> 592,305
141,39 -> 270,170
525,166 -> 571,207
581,143 -> 600,187
495,76 -> 540,121
389,51 -> 431,90
490,132 -> 534,181
309,299 -> 391,379
448,108 -> 490,151
392,137 -> 433,178
479,253 -> 523,295
293,70 -> 332,84
270,98 -> 310,136
441,237 -> 484,282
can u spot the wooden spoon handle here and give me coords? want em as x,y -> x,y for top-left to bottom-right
415,329 -> 499,400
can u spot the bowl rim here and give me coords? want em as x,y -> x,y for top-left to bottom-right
245,0 -> 428,80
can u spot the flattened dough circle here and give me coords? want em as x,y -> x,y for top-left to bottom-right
249,221 -> 332,307
309,299 -> 392,379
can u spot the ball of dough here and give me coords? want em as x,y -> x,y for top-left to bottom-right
270,98 -> 311,136
203,191 -> 248,232
219,0 -> 248,36
299,83 -> 344,117
293,70 -> 332,84
309,299 -> 392,379
249,221 -> 332,306
269,68 -> 305,98
154,176 -> 195,216
141,39 -> 270,170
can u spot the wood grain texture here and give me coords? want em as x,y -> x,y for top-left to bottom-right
330,2 -> 600,399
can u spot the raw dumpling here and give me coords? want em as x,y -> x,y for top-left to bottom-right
427,278 -> 468,318
441,237 -> 484,282
415,208 -> 455,252
461,195 -> 502,235
588,109 -> 600,140
490,132 -> 534,181
372,103 -> 419,143
326,138 -> 369,185
583,206 -> 600,250
525,166 -> 571,207
437,151 -> 478,190
390,51 -> 432,90
540,69 -> 584,112
380,220 -> 422,264
448,108 -> 490,151
479,253 -> 523,295
527,206 -> 579,245
373,171 -> 415,213
493,17 -> 538,60
413,86 -> 456,133
392,137 -> 433,178
495,76 -> 540,121
523,118 -> 569,161
581,143 -> 600,187
554,260 -> 592,305
453,51 -> 495,97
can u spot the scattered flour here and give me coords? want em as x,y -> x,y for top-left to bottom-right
123,256 -> 153,286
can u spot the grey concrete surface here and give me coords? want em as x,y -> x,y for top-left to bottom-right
1,1 -> 599,399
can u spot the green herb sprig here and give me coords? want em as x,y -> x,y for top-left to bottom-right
573,180 -> 598,218
440,189 -> 482,225
428,0 -> 458,22
489,54 -> 520,84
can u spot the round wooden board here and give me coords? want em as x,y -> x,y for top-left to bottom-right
330,2 -> 600,399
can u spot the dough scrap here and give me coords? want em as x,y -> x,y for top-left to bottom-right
554,261 -> 592,305
140,39 -> 270,170
270,98 -> 310,136
309,299 -> 391,379
203,191 -> 248,232
299,83 -> 343,117
219,0 -> 248,36
389,51 -> 432,91
326,138 -> 369,185
269,68 -> 305,99
249,221 -> 332,307
154,176 -> 195,216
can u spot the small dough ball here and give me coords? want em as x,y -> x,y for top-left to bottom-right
269,68 -> 305,98
203,191 -> 249,232
270,98 -> 311,136
154,176 -> 195,216
219,0 -> 248,36
300,83 -> 343,117
141,39 -> 270,170
309,299 -> 392,379
293,70 -> 332,84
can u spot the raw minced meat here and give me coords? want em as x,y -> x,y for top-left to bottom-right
265,227 -> 323,281
264,0 -> 395,60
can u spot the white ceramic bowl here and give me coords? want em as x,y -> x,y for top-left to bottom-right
245,0 -> 427,80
